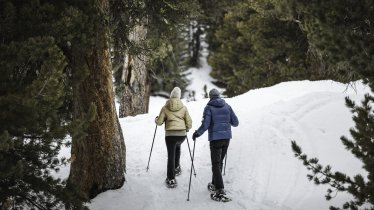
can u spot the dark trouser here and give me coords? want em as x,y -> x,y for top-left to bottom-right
210,139 -> 230,190
165,136 -> 185,179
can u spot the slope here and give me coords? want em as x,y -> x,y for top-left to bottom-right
84,79 -> 369,210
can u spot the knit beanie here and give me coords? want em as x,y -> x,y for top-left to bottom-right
209,88 -> 220,99
170,87 -> 181,99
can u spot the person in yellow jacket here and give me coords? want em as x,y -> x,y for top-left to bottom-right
155,87 -> 192,188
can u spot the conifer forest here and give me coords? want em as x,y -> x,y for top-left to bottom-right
0,0 -> 373,209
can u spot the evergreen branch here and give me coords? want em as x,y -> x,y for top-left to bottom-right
291,140 -> 365,208
22,195 -> 48,210
22,135 -> 45,140
36,78 -> 50,97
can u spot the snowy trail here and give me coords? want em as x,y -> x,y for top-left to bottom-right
50,41 -> 370,209
87,80 -> 368,210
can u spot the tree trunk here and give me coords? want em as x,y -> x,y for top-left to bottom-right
119,25 -> 150,117
190,24 -> 202,67
69,0 -> 126,199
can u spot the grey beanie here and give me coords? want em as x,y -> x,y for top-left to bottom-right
170,87 -> 181,99
209,88 -> 220,99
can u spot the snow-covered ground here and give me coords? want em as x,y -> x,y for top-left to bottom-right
86,79 -> 368,210
58,53 -> 370,209
184,40 -> 224,101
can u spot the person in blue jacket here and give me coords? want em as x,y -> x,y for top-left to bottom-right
192,88 -> 239,202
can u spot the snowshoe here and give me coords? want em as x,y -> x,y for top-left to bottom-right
175,166 -> 181,176
210,190 -> 232,202
165,178 -> 177,188
207,182 -> 215,193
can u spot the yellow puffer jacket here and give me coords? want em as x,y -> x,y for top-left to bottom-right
156,98 -> 192,131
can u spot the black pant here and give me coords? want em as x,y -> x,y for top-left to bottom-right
165,136 -> 185,179
210,139 -> 230,190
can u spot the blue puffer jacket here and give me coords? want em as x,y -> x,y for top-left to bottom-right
196,98 -> 239,141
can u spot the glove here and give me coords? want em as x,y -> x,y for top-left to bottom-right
192,131 -> 200,141
155,116 -> 158,124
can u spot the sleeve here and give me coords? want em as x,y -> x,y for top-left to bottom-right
196,106 -> 211,135
156,107 -> 166,126
229,105 -> 239,127
185,107 -> 192,131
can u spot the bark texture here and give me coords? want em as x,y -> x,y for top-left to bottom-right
119,25 -> 150,117
69,0 -> 126,199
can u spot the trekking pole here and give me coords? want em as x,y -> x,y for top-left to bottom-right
187,139 -> 196,201
146,125 -> 158,172
223,152 -> 227,176
186,135 -> 197,177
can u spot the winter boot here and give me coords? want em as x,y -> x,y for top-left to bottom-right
175,166 -> 181,176
207,182 -> 215,193
210,189 -> 231,202
165,178 -> 177,188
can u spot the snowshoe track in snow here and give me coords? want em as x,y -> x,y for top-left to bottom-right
87,81 -> 367,210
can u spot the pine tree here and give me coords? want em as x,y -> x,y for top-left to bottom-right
1,0 -> 130,206
285,0 -> 374,209
148,28 -> 190,98
146,0 -> 200,95
291,90 -> 374,209
208,1 -> 321,96
111,0 -> 151,117
0,1 -> 87,209
112,0 -> 199,113
68,0 -> 126,199
274,0 -> 373,82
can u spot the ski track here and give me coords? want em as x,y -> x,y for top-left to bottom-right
255,92 -> 342,209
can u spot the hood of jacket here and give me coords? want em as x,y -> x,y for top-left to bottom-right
208,98 -> 226,107
165,98 -> 184,111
